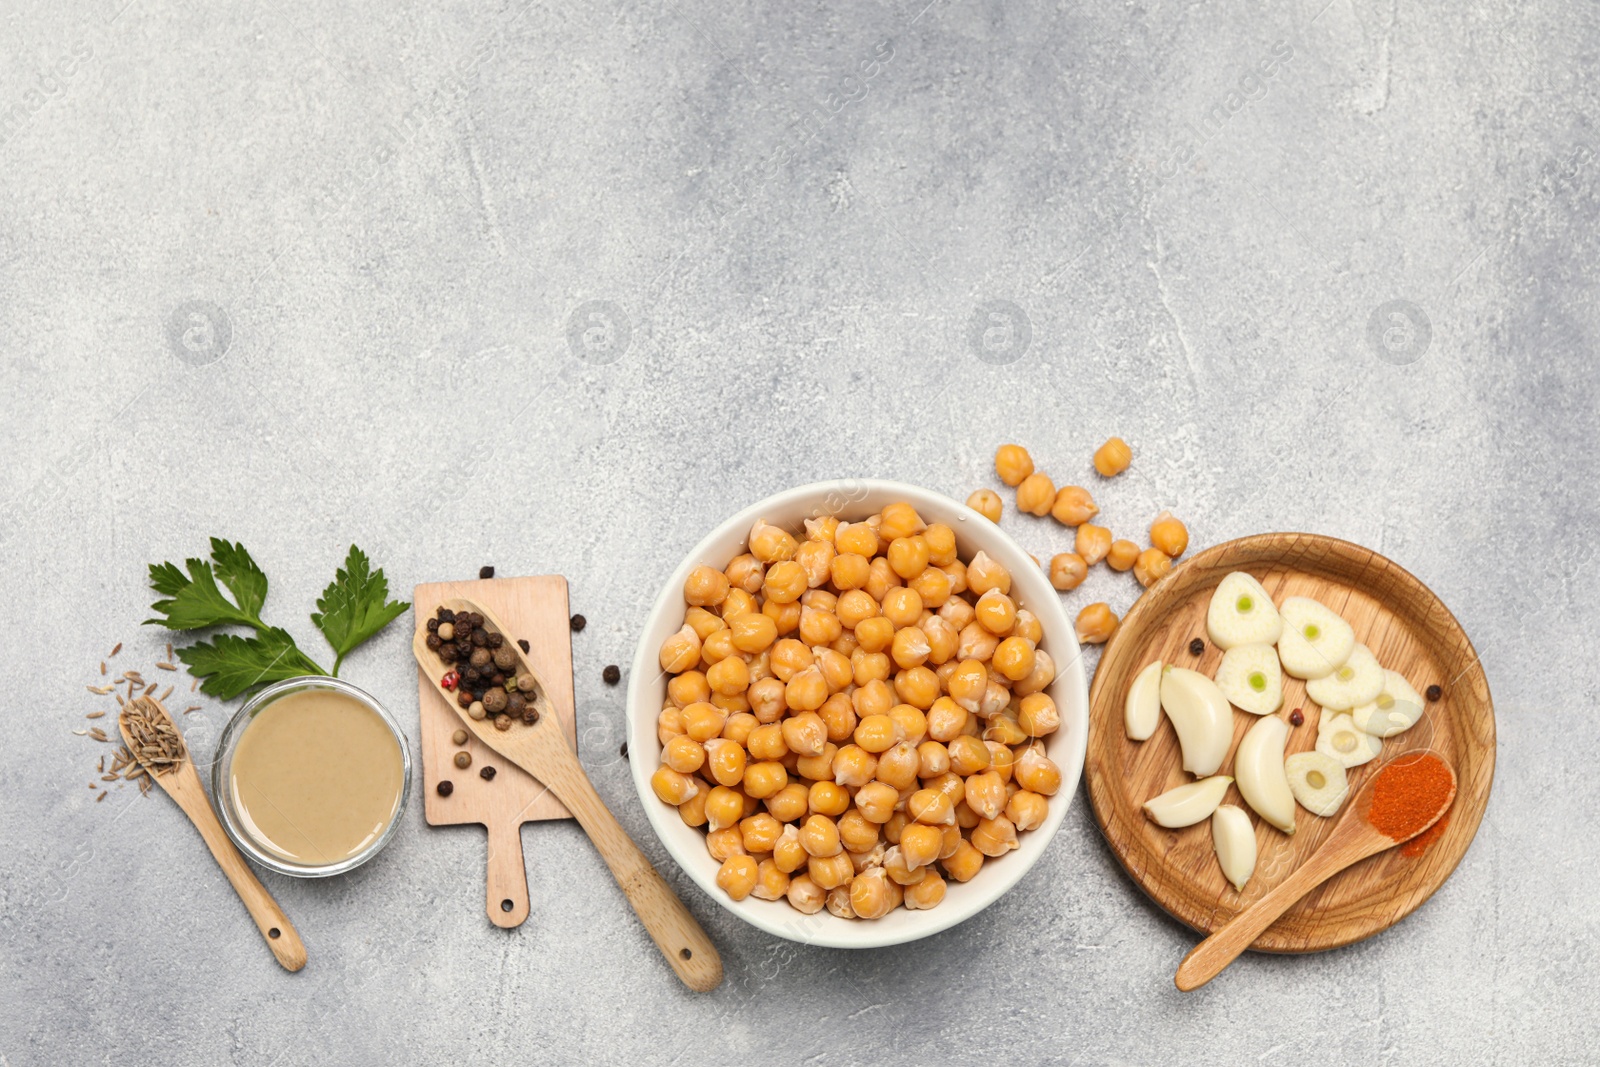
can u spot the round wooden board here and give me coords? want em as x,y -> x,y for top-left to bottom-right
1086,533 -> 1495,953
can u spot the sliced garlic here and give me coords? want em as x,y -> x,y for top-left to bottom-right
1285,751 -> 1350,816
1206,572 -> 1283,649
1125,660 -> 1163,741
1159,666 -> 1233,777
1213,644 -> 1283,716
1235,715 -> 1295,834
1316,712 -> 1383,768
1352,670 -> 1425,737
1142,775 -> 1233,829
1211,804 -> 1257,891
1305,642 -> 1383,711
1276,597 -> 1356,680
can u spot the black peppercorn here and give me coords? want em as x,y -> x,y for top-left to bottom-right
1289,709 -> 1304,726
439,608 -> 455,623
570,614 -> 587,632
426,633 -> 442,650
602,664 -> 621,685
456,690 -> 473,709
619,741 -> 629,760
469,612 -> 484,627
487,632 -> 504,649
1189,638 -> 1205,656
489,672 -> 506,688
436,781 -> 454,797
480,565 -> 495,579
427,618 -> 439,633
471,629 -> 489,648
518,638 -> 530,652
1426,684 -> 1442,702
522,708 -> 539,724
439,645 -> 457,663
456,640 -> 472,657
479,766 -> 497,780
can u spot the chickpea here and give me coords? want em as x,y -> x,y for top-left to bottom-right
888,704 -> 928,746
985,741 -> 1016,784
657,706 -> 685,745
965,551 -> 1012,596
978,678 -> 1012,719
907,788 -> 956,826
850,649 -> 890,687
706,826 -> 747,862
947,735 -> 992,776
984,714 -> 1028,747
684,606 -> 725,641
808,851 -> 855,891
940,560 -> 969,596
974,590 -> 1018,635
813,648 -> 852,692
835,521 -> 880,558
794,538 -> 835,588
651,766 -> 700,806
765,781 -> 810,822
893,667 -> 940,710
887,625 -> 929,670
659,624 -> 701,673
939,594 -> 975,631
953,799 -> 980,829
971,815 -> 1020,857
784,666 -> 828,712
743,761 -> 789,800
1015,744 -> 1063,795
728,612 -> 778,654
780,710 -> 828,757
767,638 -> 813,682
749,520 -> 799,563
663,735 -> 706,775
704,785 -> 745,831
922,523 -> 957,566
762,561 -> 808,605
684,565 -> 731,607
705,654 -> 749,697
880,586 -> 923,628
1076,523 -> 1112,567
963,770 -> 1007,821
805,515 -> 840,542
1012,648 -> 1057,698
966,488 -> 1003,523
837,589 -> 879,629
851,679 -> 894,719
909,565 -> 953,608
854,616 -> 895,654
725,553 -> 765,594
926,697 -> 969,743
1093,436 -> 1132,477
702,738 -> 747,788
1048,553 -> 1088,593
829,551 -> 871,590
716,854 -> 759,900
678,790 -> 709,828
786,872 -> 825,913
854,782 -> 900,823
1017,692 -> 1060,737
1050,485 -> 1099,526
991,636 -> 1036,682
1075,601 -> 1119,645
808,780 -> 850,818
1006,790 -> 1049,832
762,598 -> 801,635
1134,548 -> 1173,588
795,740 -> 838,782
991,444 -> 1032,487
832,744 -> 878,787
854,713 -> 902,754
878,502 -> 925,541
798,605 -> 843,646
887,535 -> 931,580
941,840 -> 985,882
875,740 -> 921,790
1106,539 -> 1140,572
1149,510 -> 1189,558
938,823 -> 963,859
751,858 -> 791,902
800,814 -> 843,858
723,711 -> 759,745
837,809 -> 879,853
883,841 -> 930,884
818,692 -> 858,743
720,588 -> 758,619
682,702 -> 727,743
667,670 -> 711,709
747,723 -> 789,761
904,869 -> 947,909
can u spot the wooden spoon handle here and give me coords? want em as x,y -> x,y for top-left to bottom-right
1176,843 -> 1371,991
543,764 -> 722,991
174,790 -> 307,972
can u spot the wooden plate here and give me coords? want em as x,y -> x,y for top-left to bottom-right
1086,533 -> 1495,953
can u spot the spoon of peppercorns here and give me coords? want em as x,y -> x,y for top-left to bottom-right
413,598 -> 722,993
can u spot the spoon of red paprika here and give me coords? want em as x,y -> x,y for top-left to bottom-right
1176,750 -> 1456,991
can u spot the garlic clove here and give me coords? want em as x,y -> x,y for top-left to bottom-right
1158,667 -> 1233,777
1315,712 -> 1383,768
1285,751 -> 1350,816
1305,642 -> 1383,711
1125,660 -> 1163,741
1206,572 -> 1283,650
1235,715 -> 1296,834
1142,775 -> 1234,828
1211,804 -> 1257,891
1276,597 -> 1356,680
1213,644 -> 1283,716
1352,670 -> 1425,737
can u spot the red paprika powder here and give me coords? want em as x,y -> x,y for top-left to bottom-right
1366,752 -> 1454,845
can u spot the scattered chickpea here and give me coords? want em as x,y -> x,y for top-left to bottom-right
1075,602 -> 1119,645
1049,485 -> 1099,527
993,444 -> 1035,487
1075,523 -> 1112,567
1015,473 -> 1056,517
1106,539 -> 1140,572
1048,553 -> 1088,592
1134,548 -> 1172,587
1149,511 -> 1189,558
1093,436 -> 1132,477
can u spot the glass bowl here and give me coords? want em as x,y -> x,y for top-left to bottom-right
212,676 -> 412,878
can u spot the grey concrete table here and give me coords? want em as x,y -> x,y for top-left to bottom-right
2,1 -> 1595,1063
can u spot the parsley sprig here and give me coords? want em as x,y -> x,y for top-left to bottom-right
145,539 -> 408,699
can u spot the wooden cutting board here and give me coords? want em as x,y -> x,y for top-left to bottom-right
1086,533 -> 1495,953
414,576 -> 577,929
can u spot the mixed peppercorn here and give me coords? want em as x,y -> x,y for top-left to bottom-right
425,606 -> 540,729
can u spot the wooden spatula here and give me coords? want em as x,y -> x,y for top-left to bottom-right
1175,752 -> 1456,991
414,598 -> 723,992
118,696 -> 306,972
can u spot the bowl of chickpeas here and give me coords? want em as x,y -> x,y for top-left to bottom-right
629,480 -> 1088,948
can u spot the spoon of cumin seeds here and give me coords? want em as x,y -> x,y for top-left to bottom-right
119,696 -> 306,972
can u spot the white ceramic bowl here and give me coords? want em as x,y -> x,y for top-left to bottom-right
629,479 -> 1089,948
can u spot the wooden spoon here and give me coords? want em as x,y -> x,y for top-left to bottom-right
414,598 -> 723,992
1175,752 -> 1457,991
118,696 -> 307,972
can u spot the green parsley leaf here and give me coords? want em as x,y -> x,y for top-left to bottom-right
311,545 -> 411,674
145,557 -> 262,631
207,537 -> 268,620
176,628 -> 327,699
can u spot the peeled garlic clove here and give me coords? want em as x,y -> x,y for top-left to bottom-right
1159,667 -> 1233,777
1316,712 -> 1382,768
1206,572 -> 1283,649
1285,751 -> 1350,816
1235,715 -> 1295,834
1305,642 -> 1383,711
1211,804 -> 1257,891
1125,660 -> 1163,741
1213,644 -> 1283,716
1352,670 -> 1425,737
1142,775 -> 1234,829
1276,597 -> 1356,680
